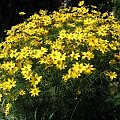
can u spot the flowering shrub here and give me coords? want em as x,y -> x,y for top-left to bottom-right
0,1 -> 120,119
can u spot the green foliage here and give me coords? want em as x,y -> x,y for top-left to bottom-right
113,0 -> 120,20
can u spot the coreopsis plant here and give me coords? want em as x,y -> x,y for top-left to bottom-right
0,1 -> 120,119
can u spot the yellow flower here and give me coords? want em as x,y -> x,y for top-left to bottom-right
51,50 -> 61,60
115,53 -> 120,60
10,49 -> 18,58
33,47 -> 48,59
84,64 -> 95,74
5,103 -> 11,116
55,60 -> 66,70
2,78 -> 16,91
62,74 -> 70,82
91,5 -> 97,9
72,62 -> 86,74
49,50 -> 66,70
21,64 -> 32,77
40,47 -> 48,54
23,71 -> 33,80
29,87 -> 41,97
63,62 -> 86,80
1,61 -> 18,75
70,51 -> 80,60
19,12 -> 26,16
2,81 -> 10,91
54,23 -> 63,28
39,10 -> 47,15
0,93 -> 2,102
19,89 -> 26,96
78,1 -> 84,6
16,46 -> 30,60
7,78 -> 16,88
1,61 -> 15,71
82,51 -> 94,60
29,74 -> 42,86
58,29 -> 66,39
102,12 -> 108,18
106,71 -> 117,80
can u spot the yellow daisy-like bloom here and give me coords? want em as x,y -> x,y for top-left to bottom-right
7,78 -> 16,88
1,78 -> 16,91
1,81 -> 10,91
82,51 -> 94,60
84,63 -> 96,75
29,87 -> 41,97
32,47 -> 48,59
106,71 -> 117,80
19,89 -> 26,96
21,64 -> 32,76
29,73 -> 42,86
10,49 -> 18,58
63,62 -> 86,81
1,61 -> 15,71
70,51 -> 80,60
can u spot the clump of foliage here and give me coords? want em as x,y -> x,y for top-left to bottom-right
0,1 -> 120,120
113,0 -> 120,20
